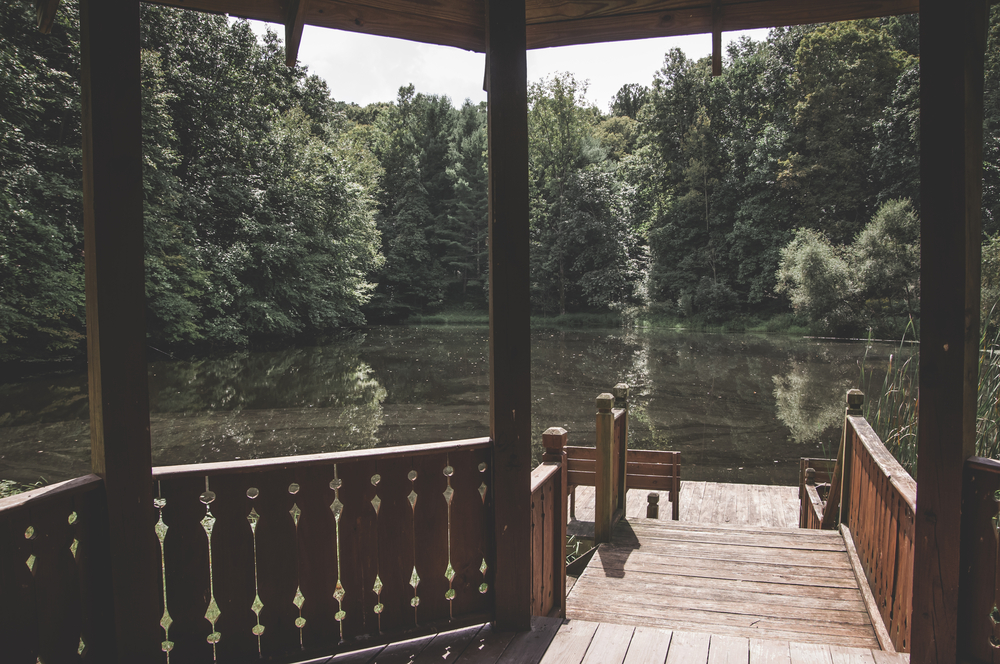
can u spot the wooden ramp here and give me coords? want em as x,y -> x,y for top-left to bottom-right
569,481 -> 799,537
324,617 -> 908,664
567,519 -> 882,650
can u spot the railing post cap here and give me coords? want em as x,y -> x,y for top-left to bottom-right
542,426 -> 567,438
805,467 -> 816,485
613,383 -> 629,398
596,393 -> 614,411
647,492 -> 659,504
846,389 -> 864,413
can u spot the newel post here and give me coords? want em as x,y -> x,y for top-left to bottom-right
542,427 -> 568,617
613,383 -> 629,516
595,393 -> 615,543
839,389 -> 864,527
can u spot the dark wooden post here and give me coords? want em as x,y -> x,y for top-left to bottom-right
646,493 -> 659,519
915,2 -> 988,662
486,0 -> 531,631
613,383 -> 629,516
542,427 -> 568,618
595,393 -> 615,543
80,0 -> 160,659
838,389 -> 863,528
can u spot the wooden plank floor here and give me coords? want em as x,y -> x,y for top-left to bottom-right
567,519 -> 882,649
320,617 -> 908,664
568,482 -> 799,537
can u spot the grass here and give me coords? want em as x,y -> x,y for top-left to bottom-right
859,313 -> 1000,475
0,478 -> 46,499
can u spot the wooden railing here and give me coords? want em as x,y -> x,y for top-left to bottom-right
0,474 -> 112,663
0,433 -> 574,662
958,456 -> 1000,662
530,428 -> 568,618
148,438 -> 494,662
801,391 -> 916,654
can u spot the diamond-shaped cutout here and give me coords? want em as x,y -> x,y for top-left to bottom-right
479,483 -> 487,503
408,490 -> 418,510
25,554 -> 36,574
289,503 -> 301,527
247,508 -> 260,533
293,586 -> 305,610
155,516 -> 168,542
334,582 -> 346,602
373,575 -> 383,595
480,558 -> 488,574
445,562 -> 455,582
371,495 -> 381,515
410,566 -> 421,590
161,610 -> 173,631
330,498 -> 344,522
70,538 -> 79,559
251,594 -> 264,616
443,486 -> 454,505
205,598 -> 221,623
201,512 -> 216,537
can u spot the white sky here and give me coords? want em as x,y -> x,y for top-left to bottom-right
248,21 -> 770,112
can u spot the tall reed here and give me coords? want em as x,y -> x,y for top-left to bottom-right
859,313 -> 1000,475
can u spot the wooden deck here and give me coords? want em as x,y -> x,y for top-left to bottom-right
567,519 -> 881,649
569,481 -> 799,537
322,617 -> 908,663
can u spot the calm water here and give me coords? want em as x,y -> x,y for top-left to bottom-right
0,326 -> 902,486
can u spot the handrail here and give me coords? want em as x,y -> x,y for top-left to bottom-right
0,473 -> 104,513
805,391 -> 916,653
532,428 -> 568,619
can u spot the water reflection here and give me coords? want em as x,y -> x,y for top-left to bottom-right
0,327 -> 898,486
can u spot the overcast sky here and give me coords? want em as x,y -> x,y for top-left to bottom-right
248,21 -> 770,112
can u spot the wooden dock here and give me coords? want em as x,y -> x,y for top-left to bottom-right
324,616 -> 908,663
568,481 -> 800,537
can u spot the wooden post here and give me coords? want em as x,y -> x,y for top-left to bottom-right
595,393 -> 615,543
80,0 -> 160,659
915,2 -> 987,662
486,0 -> 531,632
613,383 -> 629,517
646,493 -> 659,519
711,0 -> 722,76
839,389 -> 863,528
542,427 -> 568,618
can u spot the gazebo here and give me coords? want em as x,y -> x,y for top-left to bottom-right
7,1 -> 985,663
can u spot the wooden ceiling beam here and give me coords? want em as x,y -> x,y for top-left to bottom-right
711,0 -> 721,75
285,0 -> 308,65
35,0 -> 61,33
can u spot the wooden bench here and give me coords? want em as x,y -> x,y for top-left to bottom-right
566,446 -> 681,521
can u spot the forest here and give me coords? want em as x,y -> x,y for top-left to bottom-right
4,1 -> 1000,362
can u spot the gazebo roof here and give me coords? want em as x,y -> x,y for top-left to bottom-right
141,0 -> 919,57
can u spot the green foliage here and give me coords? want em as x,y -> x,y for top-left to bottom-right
776,199 -> 919,336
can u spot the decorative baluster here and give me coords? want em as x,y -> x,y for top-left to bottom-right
478,460 -> 489,594
200,478 -> 221,659
408,469 -> 420,622
246,487 -> 265,652
154,484 -> 174,661
370,472 -> 384,630
330,467 -> 347,642
288,482 -> 306,648
443,460 -> 456,618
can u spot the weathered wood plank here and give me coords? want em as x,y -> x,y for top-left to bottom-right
538,619 -> 599,664
829,645 -> 876,664
411,624 -> 486,663
708,634 -> 750,664
493,615 -> 562,663
750,639 -> 792,664
789,643 -> 833,664
622,627 -> 672,664
580,622 -> 635,664
664,630 -> 711,664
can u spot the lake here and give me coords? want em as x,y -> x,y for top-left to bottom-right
0,326 -> 904,486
